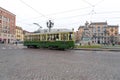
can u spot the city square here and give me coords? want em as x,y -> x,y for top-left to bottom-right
0,0 -> 120,80
0,44 -> 120,80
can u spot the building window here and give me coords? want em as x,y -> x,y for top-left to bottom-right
103,26 -> 106,32
93,28 -> 96,33
101,33 -> 103,36
98,26 -> 100,32
115,31 -> 118,35
111,28 -> 114,32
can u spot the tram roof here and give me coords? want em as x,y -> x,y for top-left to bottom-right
26,29 -> 73,35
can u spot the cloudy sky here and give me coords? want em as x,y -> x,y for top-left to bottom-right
0,0 -> 120,32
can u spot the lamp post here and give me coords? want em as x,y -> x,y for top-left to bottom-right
33,23 -> 42,33
46,20 -> 54,32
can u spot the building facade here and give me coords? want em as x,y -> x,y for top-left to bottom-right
89,22 -> 108,44
75,26 -> 84,43
0,7 -> 16,43
15,26 -> 24,42
77,22 -> 119,44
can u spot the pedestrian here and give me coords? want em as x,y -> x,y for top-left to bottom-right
15,41 -> 17,46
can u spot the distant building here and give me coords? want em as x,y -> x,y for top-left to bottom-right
77,21 -> 119,44
23,30 -> 31,35
118,34 -> 120,44
0,7 -> 16,43
89,22 -> 108,44
75,26 -> 84,43
15,26 -> 24,42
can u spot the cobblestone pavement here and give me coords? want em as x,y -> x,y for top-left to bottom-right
0,44 -> 120,80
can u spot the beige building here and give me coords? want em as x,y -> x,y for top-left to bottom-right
118,34 -> 120,44
75,26 -> 84,43
0,7 -> 16,43
107,25 -> 119,44
15,26 -> 24,42
77,22 -> 119,44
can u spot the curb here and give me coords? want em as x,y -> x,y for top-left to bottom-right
74,48 -> 120,52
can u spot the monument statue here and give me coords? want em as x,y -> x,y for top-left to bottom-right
81,21 -> 91,45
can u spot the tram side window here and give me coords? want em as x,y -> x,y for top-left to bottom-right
52,34 -> 55,40
69,32 -> 73,40
27,37 -> 28,41
33,35 -> 35,41
51,34 -> 53,40
56,34 -> 59,40
39,35 -> 41,41
61,33 -> 67,40
43,35 -> 46,40
47,34 -> 60,41
30,35 -> 32,41
61,34 -> 64,40
35,35 -> 37,41
42,35 -> 45,40
36,35 -> 38,41
65,34 -> 68,40
36,35 -> 39,41
32,35 -> 35,41
38,35 -> 40,41
48,34 -> 53,40
32,35 -> 34,41
47,34 -> 50,40
52,34 -> 57,40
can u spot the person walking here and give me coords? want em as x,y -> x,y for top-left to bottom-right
15,41 -> 17,46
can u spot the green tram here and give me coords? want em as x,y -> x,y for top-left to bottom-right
24,29 -> 75,50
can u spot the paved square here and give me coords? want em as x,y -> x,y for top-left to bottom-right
0,45 -> 120,80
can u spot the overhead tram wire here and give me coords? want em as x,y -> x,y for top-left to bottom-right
19,0 -> 48,19
19,0 -> 54,30
96,11 -> 120,15
18,0 -> 120,28
18,0 -> 104,23
54,13 -> 89,20
17,6 -> 91,22
81,0 -> 105,21
63,11 -> 120,19
46,7 -> 90,16
52,12 -> 120,25
53,10 -> 120,21
81,0 -> 105,7
15,3 -> 91,25
17,10 -> 120,26
81,0 -> 94,7
56,17 -> 120,29
18,0 -> 105,21
94,0 -> 105,6
17,0 -> 120,33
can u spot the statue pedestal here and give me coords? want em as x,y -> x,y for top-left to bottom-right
80,37 -> 91,45
80,21 -> 92,45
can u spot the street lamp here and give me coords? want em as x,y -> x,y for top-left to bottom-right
33,23 -> 42,33
46,20 -> 54,32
